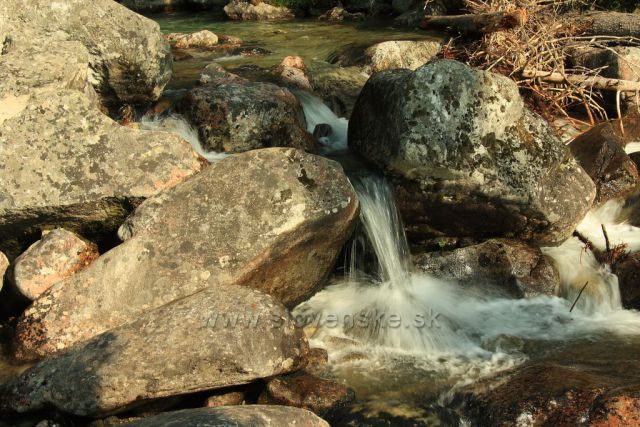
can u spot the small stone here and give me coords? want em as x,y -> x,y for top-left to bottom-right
258,372 -> 355,417
204,390 -> 245,407
11,229 -> 99,301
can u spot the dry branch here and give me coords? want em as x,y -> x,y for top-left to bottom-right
567,12 -> 640,39
420,9 -> 528,35
522,69 -> 640,92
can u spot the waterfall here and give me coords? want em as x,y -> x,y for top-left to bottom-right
140,113 -> 229,163
295,90 -> 349,154
294,177 -> 640,372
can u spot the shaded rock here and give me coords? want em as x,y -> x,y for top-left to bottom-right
10,229 -> 99,301
15,148 -> 358,360
120,406 -> 329,427
177,79 -> 316,153
313,124 -> 333,139
1,0 -> 172,106
0,89 -> 201,259
204,391 -> 245,407
224,0 -> 294,20
330,40 -> 443,74
394,0 -> 449,27
349,60 -> 596,246
413,239 -> 560,298
612,252 -> 640,309
306,62 -> 369,118
218,35 -> 243,46
304,348 -> 329,376
570,122 -> 639,205
459,340 -> 640,426
392,0 -> 417,14
258,372 -> 355,417
318,7 -> 366,21
166,30 -> 219,49
2,285 -> 309,416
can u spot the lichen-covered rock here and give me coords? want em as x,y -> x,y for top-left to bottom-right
306,62 -> 369,118
120,406 -> 330,427
165,30 -> 219,49
330,40 -> 443,74
2,285 -> 309,416
569,122 -> 639,205
349,60 -> 596,245
0,89 -> 202,258
258,372 -> 355,417
224,0 -> 294,20
177,79 -> 317,153
15,148 -> 358,361
1,0 -> 172,106
9,229 -> 99,301
413,239 -> 560,298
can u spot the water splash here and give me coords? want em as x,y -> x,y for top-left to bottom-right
140,113 -> 229,163
294,177 -> 640,379
295,90 -> 349,154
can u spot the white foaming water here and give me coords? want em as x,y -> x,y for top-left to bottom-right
294,177 -> 640,384
295,90 -> 349,153
140,113 -> 229,163
542,199 -> 640,313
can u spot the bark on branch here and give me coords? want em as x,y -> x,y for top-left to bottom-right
522,69 -> 640,92
419,9 -> 528,35
567,12 -> 640,39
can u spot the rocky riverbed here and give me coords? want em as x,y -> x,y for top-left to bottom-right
2,0 -> 640,426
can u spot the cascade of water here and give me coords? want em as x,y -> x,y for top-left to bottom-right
140,113 -> 229,163
295,90 -> 349,154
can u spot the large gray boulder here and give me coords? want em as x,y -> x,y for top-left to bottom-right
177,78 -> 317,153
15,148 -> 358,361
2,285 -> 309,416
1,0 -> 172,106
0,6 -> 201,259
349,60 -> 596,245
0,89 -> 202,258
121,406 -> 329,427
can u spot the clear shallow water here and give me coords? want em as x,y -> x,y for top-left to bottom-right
150,12 -> 440,89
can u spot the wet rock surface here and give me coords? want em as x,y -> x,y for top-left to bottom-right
569,122 -> 639,205
9,229 -> 99,301
306,62 -> 369,118
0,252 -> 8,294
2,285 -> 309,416
413,239 -> 560,298
329,40 -> 443,74
166,30 -> 219,49
258,372 -> 355,417
178,71 -> 316,153
459,340 -> 640,427
613,252 -> 640,309
14,148 -> 358,360
349,59 -> 596,245
318,7 -> 366,21
120,405 -> 330,427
